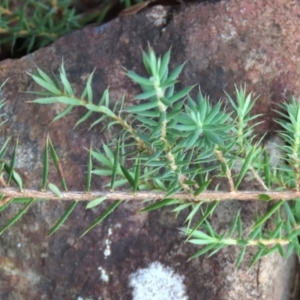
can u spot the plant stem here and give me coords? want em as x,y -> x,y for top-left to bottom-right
214,146 -> 235,192
215,237 -> 289,246
1,188 -> 300,203
250,165 -> 269,191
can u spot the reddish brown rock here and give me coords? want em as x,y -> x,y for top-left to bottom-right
0,0 -> 298,299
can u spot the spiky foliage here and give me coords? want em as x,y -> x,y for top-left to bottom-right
0,0 -> 145,54
0,47 -> 300,267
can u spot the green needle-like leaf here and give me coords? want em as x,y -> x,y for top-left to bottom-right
103,143 -> 114,161
249,225 -> 262,240
48,201 -> 78,236
187,202 -> 219,239
48,138 -> 68,191
270,221 -> 283,239
282,201 -> 296,225
258,194 -> 272,201
42,136 -> 49,191
85,103 -> 101,112
0,200 -> 10,213
81,69 -> 95,101
81,200 -> 122,237
188,238 -> 215,245
53,105 -> 74,122
263,149 -> 271,189
168,86 -> 194,103
12,171 -> 23,191
12,198 -> 36,204
204,219 -> 218,238
7,139 -> 17,185
126,71 -> 154,86
86,146 -> 92,193
168,63 -> 185,81
194,180 -> 211,196
185,228 -> 213,240
91,150 -> 112,168
208,243 -> 226,257
32,97 -> 62,104
74,110 -> 92,128
159,48 -> 171,79
29,73 -> 61,95
36,67 -> 58,88
0,195 -> 11,213
126,102 -> 158,112
294,200 -> 300,222
99,106 -> 116,118
164,183 -> 182,198
285,243 -> 295,259
235,246 -> 246,269
54,96 -> 82,106
249,247 -> 265,268
0,199 -> 34,235
251,201 -> 283,232
286,229 -> 300,241
92,170 -> 112,176
140,198 -> 178,212
135,90 -> 157,100
234,146 -> 255,190
110,140 -> 120,191
185,202 -> 202,228
0,137 -> 11,160
48,183 -> 63,198
120,165 -> 135,189
60,63 -> 74,96
133,159 -> 140,194
86,196 -> 106,209
188,244 -> 216,260
228,212 -> 240,237
276,244 -> 285,257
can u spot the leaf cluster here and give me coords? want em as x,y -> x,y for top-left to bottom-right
0,0 -> 84,53
1,46 -> 300,267
0,0 -> 144,55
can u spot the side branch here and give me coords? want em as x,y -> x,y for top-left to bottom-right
1,188 -> 300,202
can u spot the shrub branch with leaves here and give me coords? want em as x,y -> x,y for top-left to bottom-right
0,47 -> 300,267
0,0 -> 144,54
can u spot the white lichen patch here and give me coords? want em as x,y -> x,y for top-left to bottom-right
146,5 -> 167,27
244,49 -> 266,70
98,266 -> 109,282
103,227 -> 112,259
15,142 -> 38,173
108,227 -> 112,236
129,261 -> 188,300
220,20 -> 237,43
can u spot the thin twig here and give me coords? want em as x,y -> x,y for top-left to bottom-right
214,146 -> 235,192
250,166 -> 269,191
0,188 -> 300,202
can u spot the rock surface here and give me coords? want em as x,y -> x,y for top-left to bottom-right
0,0 -> 299,299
